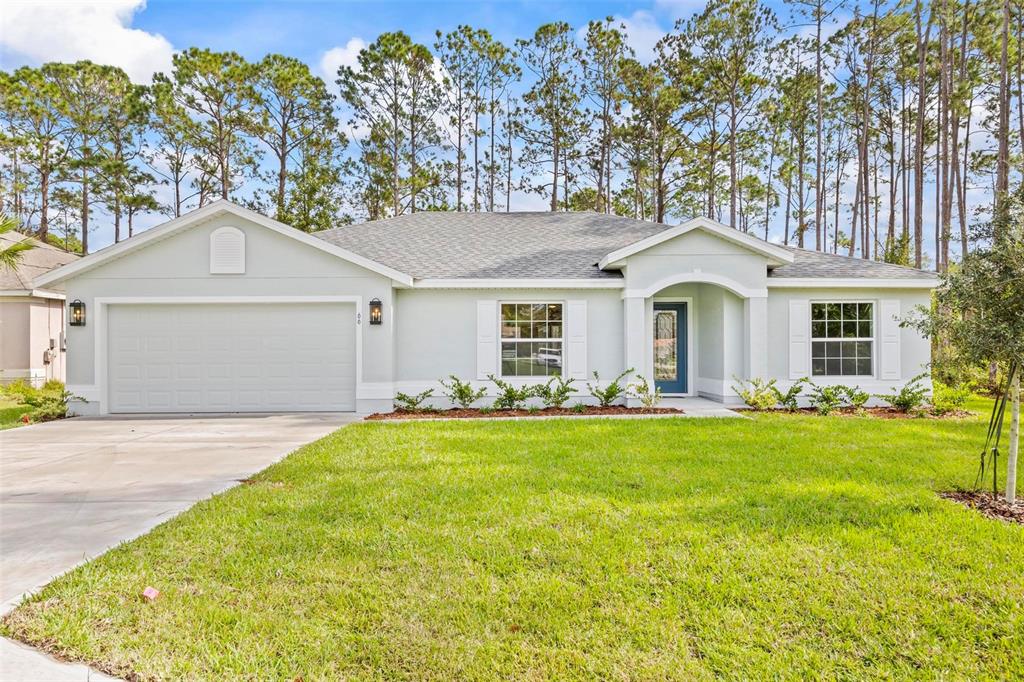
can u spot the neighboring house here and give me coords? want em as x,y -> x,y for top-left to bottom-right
0,232 -> 79,386
33,201 -> 937,415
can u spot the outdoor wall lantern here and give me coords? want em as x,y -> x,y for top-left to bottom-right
369,298 -> 383,325
69,299 -> 86,326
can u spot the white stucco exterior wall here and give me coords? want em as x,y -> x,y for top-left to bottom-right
61,213 -> 395,414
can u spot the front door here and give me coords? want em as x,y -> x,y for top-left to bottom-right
653,303 -> 687,394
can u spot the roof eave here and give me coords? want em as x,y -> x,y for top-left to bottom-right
766,277 -> 938,289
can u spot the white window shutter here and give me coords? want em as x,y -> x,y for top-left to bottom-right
879,300 -> 901,380
476,300 -> 498,379
789,299 -> 810,379
567,300 -> 588,380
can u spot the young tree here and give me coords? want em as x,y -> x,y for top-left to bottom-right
908,186 -> 1024,503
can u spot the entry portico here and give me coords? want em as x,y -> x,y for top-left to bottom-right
608,219 -> 788,404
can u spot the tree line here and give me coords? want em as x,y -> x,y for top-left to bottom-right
1,0 -> 1021,271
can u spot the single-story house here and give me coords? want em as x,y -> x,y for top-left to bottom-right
33,200 -> 937,415
1,232 -> 79,386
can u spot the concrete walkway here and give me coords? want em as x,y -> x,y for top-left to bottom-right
0,413 -> 356,681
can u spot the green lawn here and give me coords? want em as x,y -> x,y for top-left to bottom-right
0,397 -> 30,430
4,399 -> 1023,680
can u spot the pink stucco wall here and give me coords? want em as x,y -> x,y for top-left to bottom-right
0,296 -> 66,385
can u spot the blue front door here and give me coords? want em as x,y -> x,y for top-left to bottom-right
653,303 -> 687,394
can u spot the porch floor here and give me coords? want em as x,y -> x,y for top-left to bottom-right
661,397 -> 745,418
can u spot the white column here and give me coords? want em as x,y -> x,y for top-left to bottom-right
623,294 -> 646,407
743,295 -> 768,380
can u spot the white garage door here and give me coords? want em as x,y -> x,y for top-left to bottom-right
107,303 -> 356,413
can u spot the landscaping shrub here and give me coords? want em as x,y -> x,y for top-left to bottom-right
772,377 -> 807,411
3,380 -> 73,423
630,375 -> 662,409
932,381 -> 973,415
438,375 -> 486,409
487,375 -> 535,410
533,376 -> 576,408
394,389 -> 435,412
807,383 -> 846,415
733,377 -> 778,411
587,369 -> 633,407
842,385 -> 870,411
875,374 -> 929,413
571,402 -> 587,413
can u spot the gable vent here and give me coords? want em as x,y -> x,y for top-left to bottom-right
210,226 -> 245,274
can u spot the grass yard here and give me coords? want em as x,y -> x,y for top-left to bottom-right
0,397 -> 30,430
4,399 -> 1023,680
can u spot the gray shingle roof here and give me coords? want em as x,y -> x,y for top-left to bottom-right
770,245 -> 938,280
315,212 -> 937,282
317,212 -> 668,279
0,232 -> 79,291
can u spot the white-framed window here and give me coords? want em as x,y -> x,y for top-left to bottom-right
810,301 -> 874,376
500,302 -> 563,377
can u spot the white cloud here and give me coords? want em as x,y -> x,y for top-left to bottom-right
619,10 -> 667,63
1,0 -> 174,83
318,37 -> 366,83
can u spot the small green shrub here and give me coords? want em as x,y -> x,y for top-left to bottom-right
571,402 -> 587,414
842,385 -> 870,411
771,378 -> 807,411
478,406 -> 494,415
808,383 -> 846,415
533,376 -> 576,408
629,375 -> 662,409
438,375 -> 486,409
488,375 -> 534,410
875,374 -> 929,413
587,369 -> 633,407
931,381 -> 973,415
4,380 -> 73,422
3,379 -> 37,403
527,406 -> 540,415
733,377 -> 778,411
394,389 -> 435,412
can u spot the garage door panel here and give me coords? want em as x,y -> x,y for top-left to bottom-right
108,303 -> 356,413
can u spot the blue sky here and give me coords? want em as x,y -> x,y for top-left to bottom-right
132,1 -> 695,65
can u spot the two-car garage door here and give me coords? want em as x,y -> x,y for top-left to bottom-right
107,303 -> 356,413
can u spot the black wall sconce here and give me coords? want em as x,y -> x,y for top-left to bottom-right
69,299 -> 86,326
369,298 -> 383,325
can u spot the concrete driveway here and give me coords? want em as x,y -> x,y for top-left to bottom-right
1,413 -> 355,681
0,414 -> 355,611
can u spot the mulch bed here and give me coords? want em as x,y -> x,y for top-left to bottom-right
736,407 -> 973,419
366,406 -> 684,421
940,489 -> 1024,525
